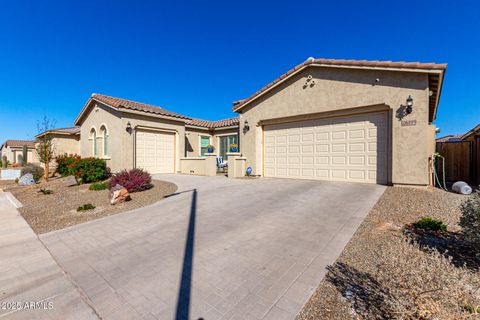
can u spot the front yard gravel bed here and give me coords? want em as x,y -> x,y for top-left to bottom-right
0,177 -> 177,234
297,187 -> 480,320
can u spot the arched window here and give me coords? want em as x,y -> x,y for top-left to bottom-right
100,125 -> 108,156
89,128 -> 97,156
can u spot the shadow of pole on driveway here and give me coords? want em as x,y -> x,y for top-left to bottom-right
175,189 -> 198,320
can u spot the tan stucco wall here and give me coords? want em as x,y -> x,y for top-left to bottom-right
79,101 -> 186,173
239,66 -> 433,185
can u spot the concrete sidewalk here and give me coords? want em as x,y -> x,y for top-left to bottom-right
0,191 -> 98,320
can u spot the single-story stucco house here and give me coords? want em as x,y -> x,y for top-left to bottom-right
49,57 -> 446,187
0,140 -> 39,164
73,94 -> 240,174
35,126 -> 81,168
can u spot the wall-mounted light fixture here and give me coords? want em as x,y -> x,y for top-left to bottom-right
126,121 -> 133,134
405,95 -> 413,114
243,119 -> 250,134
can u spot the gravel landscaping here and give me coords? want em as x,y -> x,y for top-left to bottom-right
0,177 -> 177,234
298,187 -> 480,320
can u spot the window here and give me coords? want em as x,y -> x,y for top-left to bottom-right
200,136 -> 210,156
90,128 -> 97,156
100,125 -> 108,156
219,135 -> 238,159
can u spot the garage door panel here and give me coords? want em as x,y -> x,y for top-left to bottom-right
264,112 -> 388,184
136,131 -> 175,174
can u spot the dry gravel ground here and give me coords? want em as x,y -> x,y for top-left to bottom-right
298,187 -> 480,320
0,177 -> 177,234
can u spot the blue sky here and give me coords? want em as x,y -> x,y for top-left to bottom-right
0,0 -> 478,142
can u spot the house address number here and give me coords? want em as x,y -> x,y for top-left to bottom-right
401,119 -> 417,127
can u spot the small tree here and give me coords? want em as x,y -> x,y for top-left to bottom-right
35,116 -> 56,181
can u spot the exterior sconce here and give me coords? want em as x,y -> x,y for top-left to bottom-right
243,119 -> 250,134
126,122 -> 133,134
405,95 -> 413,114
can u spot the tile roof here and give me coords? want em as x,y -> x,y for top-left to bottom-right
36,126 -> 80,138
187,117 -> 239,129
92,94 -> 190,120
461,123 -> 480,140
3,140 -> 36,148
233,57 -> 447,111
436,135 -> 463,142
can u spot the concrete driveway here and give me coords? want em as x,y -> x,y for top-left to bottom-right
38,175 -> 385,320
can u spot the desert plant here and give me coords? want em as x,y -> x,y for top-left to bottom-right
459,191 -> 480,248
22,145 -> 28,165
77,203 -> 95,211
109,168 -> 153,193
56,153 -> 81,176
412,217 -> 447,232
2,156 -> 7,168
39,188 -> 53,195
21,163 -> 44,182
89,181 -> 109,191
74,158 -> 107,183
18,154 -> 24,166
35,116 -> 56,180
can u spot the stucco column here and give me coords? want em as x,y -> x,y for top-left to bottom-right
204,154 -> 218,176
227,152 -> 246,178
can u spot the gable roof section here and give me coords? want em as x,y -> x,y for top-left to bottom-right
75,93 -> 190,125
186,117 -> 239,129
3,140 -> 36,148
232,57 -> 447,121
436,135 -> 463,142
36,126 -> 80,138
461,123 -> 480,140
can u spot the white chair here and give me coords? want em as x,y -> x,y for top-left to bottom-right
216,156 -> 228,172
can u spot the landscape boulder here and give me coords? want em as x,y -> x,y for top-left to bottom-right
18,173 -> 35,186
65,175 -> 78,187
109,184 -> 131,205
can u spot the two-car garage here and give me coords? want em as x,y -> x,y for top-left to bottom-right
263,112 -> 388,184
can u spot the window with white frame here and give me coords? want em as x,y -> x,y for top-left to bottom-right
90,128 -> 98,156
100,125 -> 108,157
200,136 -> 210,156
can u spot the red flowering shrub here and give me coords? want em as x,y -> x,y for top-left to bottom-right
74,158 -> 108,183
109,169 -> 153,193
56,153 -> 81,176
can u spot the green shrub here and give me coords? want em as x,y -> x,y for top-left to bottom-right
109,168 -> 153,193
77,203 -> 96,211
413,217 -> 447,232
89,181 -> 109,191
2,155 -> 7,168
74,158 -> 107,183
459,191 -> 480,248
39,188 -> 53,195
21,163 -> 44,182
56,153 -> 81,177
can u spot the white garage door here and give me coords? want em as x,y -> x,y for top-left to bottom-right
263,112 -> 388,184
136,130 -> 175,174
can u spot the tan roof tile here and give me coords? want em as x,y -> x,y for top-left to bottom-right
3,140 -> 36,148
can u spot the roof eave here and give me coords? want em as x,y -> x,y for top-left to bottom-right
233,62 -> 446,113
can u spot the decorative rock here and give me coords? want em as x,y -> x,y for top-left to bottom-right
65,175 -> 78,187
18,173 -> 35,186
109,184 -> 131,205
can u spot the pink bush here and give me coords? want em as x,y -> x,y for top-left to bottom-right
109,169 -> 153,193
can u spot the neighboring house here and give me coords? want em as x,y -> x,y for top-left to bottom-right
35,126 -> 81,167
73,94 -> 239,173
233,58 -> 446,186
0,140 -> 39,164
436,135 -> 463,142
461,123 -> 480,184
